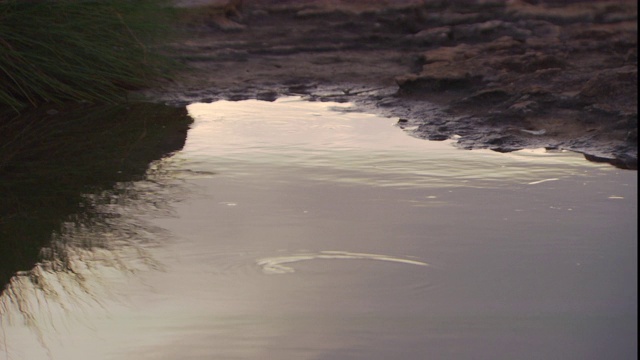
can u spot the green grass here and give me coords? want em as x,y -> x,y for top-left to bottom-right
0,0 -> 177,111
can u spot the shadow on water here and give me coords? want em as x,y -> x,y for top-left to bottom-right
0,103 -> 192,295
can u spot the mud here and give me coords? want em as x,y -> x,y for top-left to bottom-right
150,0 -> 637,169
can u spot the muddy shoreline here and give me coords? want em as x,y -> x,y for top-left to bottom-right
149,0 -> 637,169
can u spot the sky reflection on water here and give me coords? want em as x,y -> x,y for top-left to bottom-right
1,97 -> 636,360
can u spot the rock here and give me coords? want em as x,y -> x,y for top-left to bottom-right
508,100 -> 538,115
412,26 -> 452,45
427,133 -> 449,141
579,66 -> 637,103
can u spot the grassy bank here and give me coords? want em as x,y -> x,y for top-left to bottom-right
0,0 -> 176,111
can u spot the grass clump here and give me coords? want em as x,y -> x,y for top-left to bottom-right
0,0 -> 176,111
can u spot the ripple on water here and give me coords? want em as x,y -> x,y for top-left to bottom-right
256,250 -> 430,275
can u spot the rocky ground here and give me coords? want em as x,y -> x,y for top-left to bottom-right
150,0 -> 637,169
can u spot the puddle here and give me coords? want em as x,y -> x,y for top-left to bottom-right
1,97 -> 637,360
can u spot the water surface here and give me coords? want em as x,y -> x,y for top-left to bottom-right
1,97 -> 636,360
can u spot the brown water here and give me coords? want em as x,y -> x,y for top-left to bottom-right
1,97 -> 637,360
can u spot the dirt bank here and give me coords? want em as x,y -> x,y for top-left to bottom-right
149,0 -> 637,169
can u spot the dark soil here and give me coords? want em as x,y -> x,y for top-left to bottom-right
149,0 -> 637,169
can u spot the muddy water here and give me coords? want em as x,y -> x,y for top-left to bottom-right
1,97 -> 637,360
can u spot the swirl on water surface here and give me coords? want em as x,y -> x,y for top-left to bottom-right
257,251 -> 430,275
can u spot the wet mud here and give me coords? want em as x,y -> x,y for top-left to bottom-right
152,0 -> 637,169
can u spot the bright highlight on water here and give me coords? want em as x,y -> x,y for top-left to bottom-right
257,251 -> 430,274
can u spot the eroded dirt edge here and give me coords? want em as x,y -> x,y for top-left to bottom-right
149,0 -> 637,169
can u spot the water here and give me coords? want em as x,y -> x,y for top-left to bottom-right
1,97 -> 637,360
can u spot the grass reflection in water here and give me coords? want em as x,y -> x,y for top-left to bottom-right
0,103 -> 191,351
